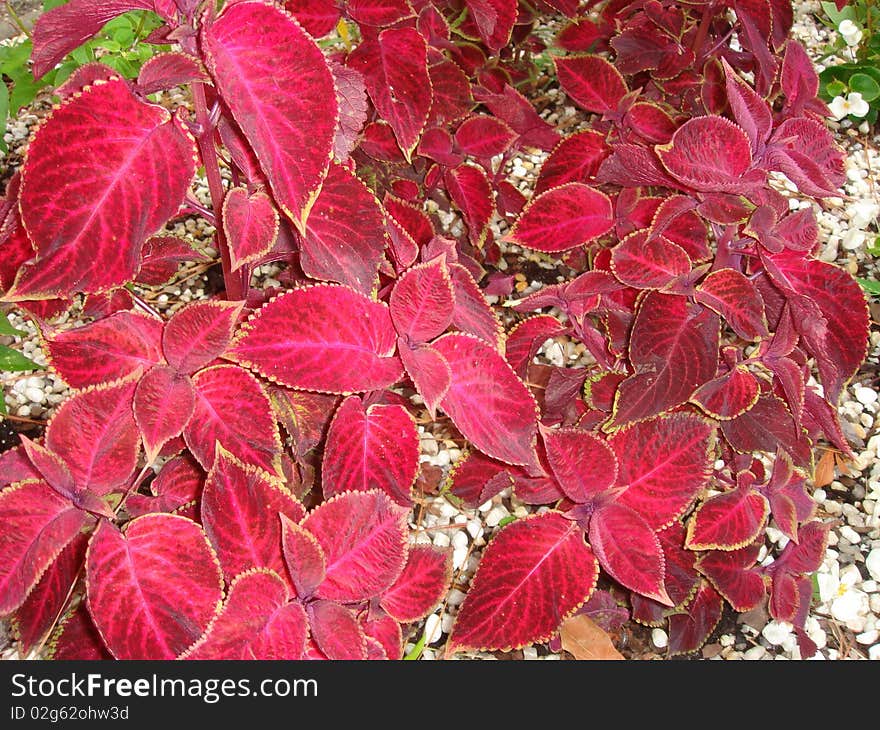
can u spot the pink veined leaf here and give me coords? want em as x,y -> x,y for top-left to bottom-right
362,612 -> 402,660
307,600 -> 367,660
303,490 -> 408,602
610,292 -> 719,428
322,395 -> 419,506
390,256 -> 455,344
134,365 -> 196,462
137,236 -> 210,286
215,117 -> 267,188
767,252 -> 869,404
448,512 -> 598,653
589,502 -> 671,605
444,164 -> 494,248
535,130 -> 610,195
125,453 -> 203,517
653,198 -> 711,261
81,289 -> 134,320
184,569 -> 308,660
347,27 -> 431,161
690,366 -> 760,420
48,605 -> 111,660
299,161 -> 387,295
384,210 -> 420,272
163,300 -> 244,375
13,532 -> 88,656
269,387 -> 340,460
624,101 -> 677,145
136,52 -> 211,95
9,78 -> 196,299
505,314 -> 568,380
454,115 -> 517,160
0,480 -> 92,615
696,544 -> 767,612
655,116 -> 757,193
555,17 -> 601,51
506,183 -> 613,253
768,572 -> 809,625
541,426 -> 618,503
229,284 -> 403,394
433,333 -> 539,468
329,61 -> 368,163
685,488 -> 769,551
695,268 -> 769,341
45,377 -> 140,496
474,85 -> 560,151
44,311 -> 163,389
463,0 -> 517,51
203,1 -> 337,234
448,451 -> 513,508
200,447 -> 305,584
655,523 -> 700,607
771,520 -> 830,577
380,545 -> 452,623
721,393 -> 813,468
554,54 -> 628,114
766,118 -> 844,198
448,263 -> 503,349
19,435 -> 77,501
584,371 -> 628,412
282,0 -> 341,36
346,0 -> 415,27
184,365 -> 282,474
221,188 -> 279,272
383,195 -> 434,248
0,447 -> 40,491
427,59 -> 475,126
667,582 -> 723,657
595,142 -> 680,188
611,412 -> 716,530
85,514 -> 222,660
398,343 -> 453,420
279,514 -> 326,600
781,39 -> 818,113
511,467 -> 567,506
610,229 -> 692,289
722,58 -> 772,153
764,452 -> 814,541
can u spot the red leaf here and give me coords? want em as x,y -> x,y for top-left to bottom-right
137,236 -> 210,286
686,488 -> 769,551
163,300 -> 244,375
766,118 -> 844,198
555,54 -> 628,114
448,512 -> 598,652
0,480 -> 90,615
0,447 -> 41,490
300,161 -> 387,295
85,514 -> 223,659
433,333 -> 539,468
390,256 -> 455,344
401,344 -> 452,418
625,102 -> 677,144
444,164 -> 494,248
307,600 -> 367,660
125,454 -> 203,517
19,436 -> 77,501
134,365 -> 196,462
447,450 -> 513,507
427,59 -> 475,126
383,195 -> 434,248
655,522 -> 700,607
448,263 -> 503,348
348,27 -> 431,160
44,311 -> 162,389
330,61 -> 368,163
200,448 -> 305,584
555,18 -> 602,52
222,188 -> 279,272
347,0 -> 415,27
184,569 -> 307,660
455,115 -> 517,160
691,366 -> 760,420
505,314 -> 567,380
269,388 -> 339,460
380,545 -> 452,623
282,0 -> 340,36
656,116 -> 756,193
695,268 -> 769,341
45,377 -> 139,495
10,78 -> 195,299
722,59 -> 772,152
721,394 -> 812,467
610,230 -> 691,289
48,605 -> 110,660
589,502 -> 670,605
772,520 -> 829,576
229,284 -> 403,394
535,130 -> 610,194
303,490 -> 408,602
507,183 -> 613,253
541,427 -> 617,503
280,514 -> 326,600
610,292 -> 719,428
667,582 -> 723,656
185,365 -> 282,473
204,2 -> 336,233
464,0 -> 517,51
137,51 -> 210,95
362,611 -> 402,660
474,85 -> 559,151
322,395 -> 419,506
696,544 -> 766,612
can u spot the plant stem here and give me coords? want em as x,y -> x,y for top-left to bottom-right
4,2 -> 30,39
691,2 -> 715,63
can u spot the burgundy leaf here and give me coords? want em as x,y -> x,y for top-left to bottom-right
610,230 -> 691,289
690,366 -> 760,420
464,0 -> 517,51
455,115 -> 517,160
685,488 -> 769,551
330,61 -> 368,163
555,54 -> 628,114
447,450 -> 514,508
444,164 -> 494,248
380,545 -> 452,623
390,256 -> 454,344
125,454 -> 203,517
383,195 -> 434,248
222,188 -> 279,272
347,0 -> 415,27
535,130 -> 611,194
448,263 -> 503,348
280,514 -> 326,600
136,52 -> 210,96
505,314 -> 567,380
695,268 -> 769,341
667,582 -> 723,656
722,59 -> 772,153
721,394 -> 812,468
541,427 -> 617,503
134,365 -> 196,462
696,544 -> 766,612
269,388 -> 339,460
163,300 -> 244,375
138,236 -> 210,286
307,600 -> 367,660
282,0 -> 340,36
48,606 -> 110,660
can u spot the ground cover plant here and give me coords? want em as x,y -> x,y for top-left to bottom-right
0,0 -> 870,660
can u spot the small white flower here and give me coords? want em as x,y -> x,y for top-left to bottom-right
828,92 -> 871,120
838,19 -> 863,46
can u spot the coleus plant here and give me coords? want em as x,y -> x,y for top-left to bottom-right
0,0 -> 868,660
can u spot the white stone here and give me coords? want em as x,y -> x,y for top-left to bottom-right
451,530 -> 469,550
842,229 -> 866,250
761,620 -> 793,646
651,629 -> 668,649
522,647 -> 538,660
831,590 -> 867,624
861,580 -> 877,593
869,645 -> 880,660
856,629 -> 878,645
433,533 -> 450,548
719,634 -> 735,647
452,546 -> 468,571
436,499 -> 459,518
743,646 -> 768,660
484,505 -> 508,528
423,613 -> 443,645
855,386 -> 879,406
866,548 -> 880,582
24,387 -> 45,404
839,525 -> 861,544
466,520 -> 483,540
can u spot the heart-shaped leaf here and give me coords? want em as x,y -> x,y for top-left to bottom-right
134,365 -> 196,462
690,366 -> 760,420
380,545 -> 452,623
555,54 -> 628,114
163,300 -> 244,375
685,488 -> 770,551
390,256 -> 455,344
542,427 -> 618,503
695,268 -> 769,341
222,188 -> 279,272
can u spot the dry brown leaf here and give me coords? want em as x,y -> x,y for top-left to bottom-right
559,614 -> 625,660
813,449 -> 835,489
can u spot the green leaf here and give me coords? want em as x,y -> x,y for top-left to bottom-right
403,632 -> 427,660
857,277 -> 880,296
0,317 -> 25,337
826,79 -> 848,98
850,72 -> 880,102
0,345 -> 42,372
0,82 -> 8,154
821,1 -> 857,25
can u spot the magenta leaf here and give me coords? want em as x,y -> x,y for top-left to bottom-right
44,312 -> 163,389
695,268 -> 769,341
448,451 -> 513,508
383,195 -> 434,248
10,78 -> 196,299
555,54 -> 628,114
448,512 -> 598,652
721,394 -> 812,468
690,366 -> 760,420
696,544 -> 766,612
330,61 -> 368,163
279,515 -> 326,600
307,600 -> 367,660
390,257 -> 455,344
362,612 -> 402,660
163,300 -> 244,375
229,284 -> 403,394
667,582 -> 723,656
542,427 -> 618,503
282,0 -> 340,36
322,395 -> 419,506
303,490 -> 408,602
464,0 -> 517,51
433,333 -> 539,468
184,365 -> 282,474
380,545 -> 452,624
448,263 -> 503,348
722,59 -> 772,153
507,183 -> 613,253
184,569 -> 307,660
48,606 -> 110,660
125,454 -> 203,517
444,165 -> 494,248
505,314 -> 567,380
269,388 -> 340,460
455,115 -> 517,161
136,52 -> 210,96
19,435 -> 77,501
0,448 -> 42,490
347,0 -> 415,26
347,27 -> 430,160
203,1 -> 336,233
138,236 -> 210,286
686,488 -> 769,551
299,161 -> 387,295
766,118 -> 844,198
536,130 -> 610,195
133,365 -> 196,462
221,188 -> 279,272
610,230 -> 691,289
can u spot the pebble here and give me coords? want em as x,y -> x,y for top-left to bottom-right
484,505 -> 508,527
855,386 -> 878,406
761,621 -> 793,646
651,629 -> 668,649
423,613 -> 443,645
867,549 -> 880,582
